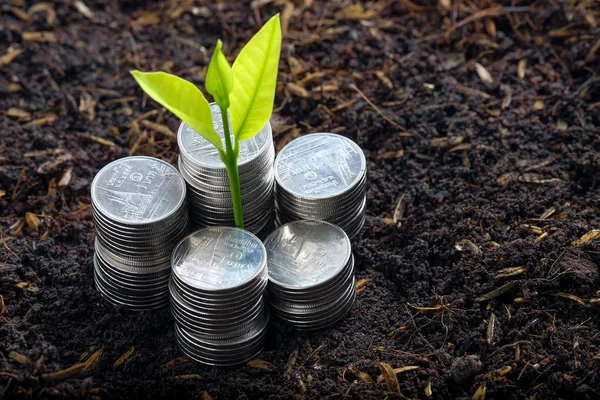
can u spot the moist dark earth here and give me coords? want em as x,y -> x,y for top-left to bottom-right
1,0 -> 600,399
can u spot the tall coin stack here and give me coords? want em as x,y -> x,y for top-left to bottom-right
91,156 -> 188,311
264,220 -> 356,330
169,227 -> 269,366
177,104 -> 275,237
274,133 -> 367,239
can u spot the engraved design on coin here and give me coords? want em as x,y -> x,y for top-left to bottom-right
274,133 -> 366,200
264,220 -> 351,288
91,157 -> 185,225
172,227 -> 267,290
178,104 -> 271,169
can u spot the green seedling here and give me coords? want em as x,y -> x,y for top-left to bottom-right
131,14 -> 281,229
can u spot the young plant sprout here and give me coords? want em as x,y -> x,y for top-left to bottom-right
131,15 -> 281,229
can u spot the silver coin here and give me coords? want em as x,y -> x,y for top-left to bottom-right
171,267 -> 267,302
283,199 -> 366,231
92,204 -> 187,235
94,272 -> 169,310
187,204 -> 272,225
276,179 -> 366,213
274,133 -> 366,201
95,236 -> 174,260
276,192 -> 365,222
93,221 -> 189,251
95,266 -> 169,300
189,214 -> 273,235
95,239 -> 173,270
292,290 -> 356,331
175,313 -> 267,349
176,338 -> 264,366
264,220 -> 351,291
175,323 -> 267,365
94,223 -> 188,254
171,281 -> 266,318
270,277 -> 355,318
346,216 -> 365,239
268,255 -> 354,302
177,326 -> 266,356
171,227 -> 267,293
94,259 -> 171,285
170,305 -> 265,340
179,157 -> 275,193
179,144 -> 274,179
175,293 -> 265,321
184,175 -> 274,203
95,256 -> 168,291
276,198 -> 366,239
188,218 -> 273,239
189,218 -> 273,240
176,307 -> 268,350
189,213 -> 273,231
171,307 -> 266,341
170,302 -> 264,337
177,104 -> 272,173
95,257 -> 170,290
188,201 -> 273,221
189,205 -> 273,223
272,281 -> 356,327
91,156 -> 186,226
187,190 -> 273,215
171,283 -> 264,323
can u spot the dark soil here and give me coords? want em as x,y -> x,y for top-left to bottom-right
1,0 -> 600,399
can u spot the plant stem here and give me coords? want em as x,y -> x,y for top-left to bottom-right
218,105 -> 244,229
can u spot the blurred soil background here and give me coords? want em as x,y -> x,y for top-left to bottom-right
1,0 -> 600,398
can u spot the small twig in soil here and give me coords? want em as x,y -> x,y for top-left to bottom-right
445,6 -> 530,38
347,84 -> 406,132
0,229 -> 17,259
298,343 -> 327,369
475,281 -> 519,302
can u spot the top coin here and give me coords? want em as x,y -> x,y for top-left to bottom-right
264,220 -> 352,290
178,103 -> 272,170
274,133 -> 366,200
172,227 -> 267,291
91,156 -> 186,225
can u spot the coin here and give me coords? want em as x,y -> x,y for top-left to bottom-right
177,104 -> 272,173
169,227 -> 270,364
264,220 -> 356,330
91,156 -> 189,311
274,133 -> 367,238
91,156 -> 186,226
274,133 -> 365,201
174,308 -> 269,366
265,220 -> 351,290
171,227 -> 267,293
177,104 -> 275,235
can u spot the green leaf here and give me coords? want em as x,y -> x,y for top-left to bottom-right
230,14 -> 281,141
130,70 -> 222,150
206,40 -> 233,109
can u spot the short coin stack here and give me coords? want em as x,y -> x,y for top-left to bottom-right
274,133 -> 367,239
169,227 -> 269,366
177,104 -> 275,237
264,220 -> 356,330
91,156 -> 188,310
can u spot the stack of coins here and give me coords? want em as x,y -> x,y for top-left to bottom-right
274,133 -> 367,239
169,227 -> 269,366
264,220 -> 356,330
91,156 -> 188,311
177,104 -> 275,237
